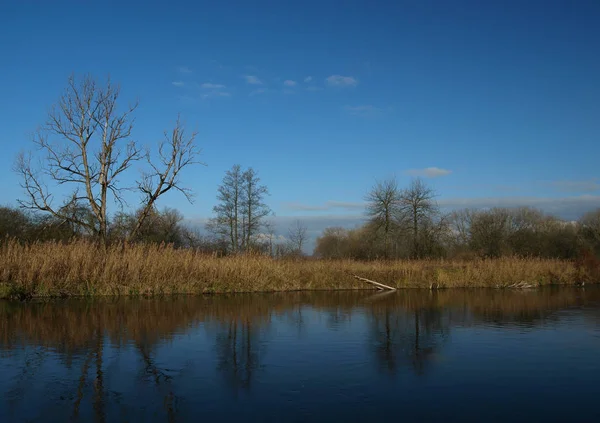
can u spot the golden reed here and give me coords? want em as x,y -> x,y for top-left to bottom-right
0,239 -> 592,298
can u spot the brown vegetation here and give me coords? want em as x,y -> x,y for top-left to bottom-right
0,239 -> 594,299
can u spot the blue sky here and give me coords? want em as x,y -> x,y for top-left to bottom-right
1,0 -> 600,246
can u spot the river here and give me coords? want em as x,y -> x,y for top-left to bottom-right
1,288 -> 599,422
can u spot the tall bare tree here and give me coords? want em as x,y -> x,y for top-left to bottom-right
15,74 -> 200,244
206,165 -> 244,253
207,165 -> 271,253
288,219 -> 308,255
241,167 -> 271,252
399,178 -> 438,258
365,178 -> 401,258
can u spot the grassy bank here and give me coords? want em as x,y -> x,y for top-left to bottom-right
0,239 -> 594,299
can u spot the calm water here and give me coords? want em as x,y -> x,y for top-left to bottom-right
1,288 -> 600,422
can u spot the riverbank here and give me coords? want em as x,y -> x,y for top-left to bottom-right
0,239 -> 594,299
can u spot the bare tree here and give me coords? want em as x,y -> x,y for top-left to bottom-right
579,209 -> 600,255
207,165 -> 271,253
469,208 -> 511,257
288,220 -> 308,255
314,227 -> 348,259
129,120 -> 200,241
15,74 -> 200,244
448,209 -> 475,251
241,167 -> 271,252
206,165 -> 244,253
398,178 -> 438,259
365,178 -> 401,258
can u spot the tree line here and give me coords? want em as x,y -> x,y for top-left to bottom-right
315,177 -> 600,260
3,75 -> 600,260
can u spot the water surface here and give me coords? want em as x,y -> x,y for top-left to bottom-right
1,288 -> 600,422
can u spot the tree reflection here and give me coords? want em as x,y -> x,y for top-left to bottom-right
214,317 -> 264,394
368,293 -> 450,376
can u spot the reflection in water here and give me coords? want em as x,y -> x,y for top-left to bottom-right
369,304 -> 449,376
215,318 -> 262,393
0,288 -> 599,422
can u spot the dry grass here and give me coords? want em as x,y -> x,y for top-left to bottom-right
0,239 -> 594,298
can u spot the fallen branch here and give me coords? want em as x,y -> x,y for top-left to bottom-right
352,274 -> 396,291
506,281 -> 537,289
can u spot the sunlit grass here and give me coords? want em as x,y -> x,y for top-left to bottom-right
0,239 -> 593,298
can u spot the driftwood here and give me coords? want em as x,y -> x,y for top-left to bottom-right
352,274 -> 396,291
505,281 -> 537,289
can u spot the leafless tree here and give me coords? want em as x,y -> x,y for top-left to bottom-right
207,165 -> 271,253
314,227 -> 348,259
398,178 -> 438,258
448,209 -> 475,250
241,167 -> 271,251
288,219 -> 308,255
469,208 -> 511,257
579,209 -> 600,254
206,165 -> 244,253
15,74 -> 200,244
365,178 -> 401,258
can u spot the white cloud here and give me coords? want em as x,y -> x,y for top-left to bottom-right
283,80 -> 297,87
200,83 -> 226,89
344,105 -> 382,116
172,81 -> 185,87
178,66 -> 193,74
405,167 -> 452,178
326,74 -> 358,87
244,75 -> 263,85
304,76 -> 313,83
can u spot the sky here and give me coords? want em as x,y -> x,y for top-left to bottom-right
1,0 -> 599,249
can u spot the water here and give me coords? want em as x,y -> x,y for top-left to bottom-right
1,288 -> 599,422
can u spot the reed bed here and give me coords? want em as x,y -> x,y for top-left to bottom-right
0,239 -> 593,299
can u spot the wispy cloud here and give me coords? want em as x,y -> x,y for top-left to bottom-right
405,167 -> 452,178
177,66 -> 193,74
283,80 -> 297,87
437,195 -> 600,220
201,91 -> 231,99
326,74 -> 358,87
172,81 -> 185,87
244,75 -> 263,85
200,83 -> 226,89
282,195 -> 600,221
282,201 -> 366,212
344,105 -> 382,117
550,180 -> 600,193
249,88 -> 267,96
304,76 -> 313,83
